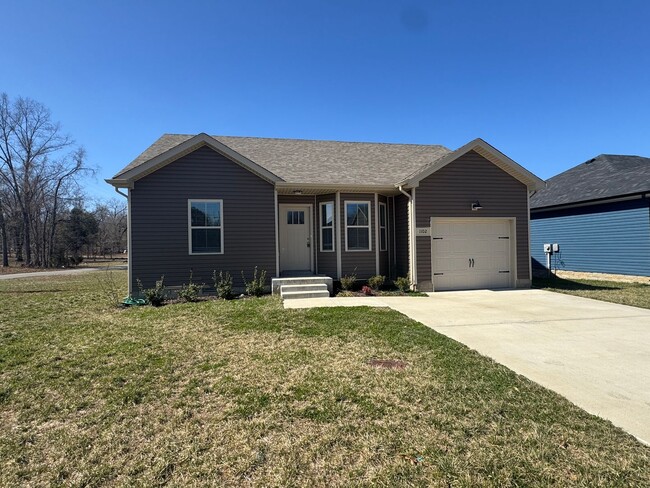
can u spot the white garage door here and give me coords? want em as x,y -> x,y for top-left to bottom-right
431,218 -> 513,291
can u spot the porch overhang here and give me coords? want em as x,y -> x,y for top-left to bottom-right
275,182 -> 402,196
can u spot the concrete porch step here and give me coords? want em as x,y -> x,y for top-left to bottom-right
281,289 -> 331,300
280,283 -> 330,300
272,276 -> 333,295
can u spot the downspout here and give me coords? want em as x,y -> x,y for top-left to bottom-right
398,185 -> 417,289
114,186 -> 132,296
274,189 -> 280,277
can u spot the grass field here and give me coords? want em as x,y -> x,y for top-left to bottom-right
533,276 -> 650,310
1,271 -> 648,486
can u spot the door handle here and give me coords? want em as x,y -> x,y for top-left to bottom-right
469,258 -> 472,268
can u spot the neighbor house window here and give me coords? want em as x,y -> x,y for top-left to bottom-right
320,202 -> 335,252
345,201 -> 371,251
379,202 -> 387,251
189,200 -> 223,254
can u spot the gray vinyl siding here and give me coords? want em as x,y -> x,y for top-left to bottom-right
340,193 -> 376,279
378,194 -> 389,277
130,145 -> 275,291
316,194 -> 337,277
415,150 -> 530,290
394,194 -> 410,278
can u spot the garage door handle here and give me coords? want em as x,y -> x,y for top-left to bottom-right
468,258 -> 475,268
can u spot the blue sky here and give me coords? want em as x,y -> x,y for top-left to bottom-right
3,0 -> 650,201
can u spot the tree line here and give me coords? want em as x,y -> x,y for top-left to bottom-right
0,93 -> 127,268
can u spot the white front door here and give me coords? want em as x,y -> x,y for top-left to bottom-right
431,218 -> 513,291
279,205 -> 312,272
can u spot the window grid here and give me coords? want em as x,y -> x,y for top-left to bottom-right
379,202 -> 387,252
320,202 -> 335,252
345,201 -> 371,251
188,199 -> 223,255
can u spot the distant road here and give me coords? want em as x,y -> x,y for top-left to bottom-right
0,266 -> 127,280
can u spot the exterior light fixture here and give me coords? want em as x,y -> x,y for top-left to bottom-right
471,200 -> 483,211
293,190 -> 303,195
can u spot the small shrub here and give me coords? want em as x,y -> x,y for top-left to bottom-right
213,270 -> 234,300
367,275 -> 385,291
96,268 -> 123,307
340,272 -> 357,291
394,276 -> 411,293
241,266 -> 267,297
137,275 -> 167,306
361,285 -> 373,296
178,271 -> 204,302
337,290 -> 355,297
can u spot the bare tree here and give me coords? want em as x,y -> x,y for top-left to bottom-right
0,189 -> 8,267
92,198 -> 127,258
0,93 -> 91,267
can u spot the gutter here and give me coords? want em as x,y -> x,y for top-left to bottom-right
398,185 -> 417,289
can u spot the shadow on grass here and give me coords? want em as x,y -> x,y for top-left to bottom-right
0,289 -> 66,294
532,276 -> 619,291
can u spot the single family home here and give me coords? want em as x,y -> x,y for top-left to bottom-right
530,154 -> 650,277
107,134 -> 544,295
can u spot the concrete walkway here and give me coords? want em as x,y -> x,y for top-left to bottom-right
285,290 -> 650,444
0,266 -> 127,280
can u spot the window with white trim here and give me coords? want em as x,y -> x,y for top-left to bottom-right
189,200 -> 223,254
379,202 -> 387,251
320,202 -> 335,252
345,201 -> 371,251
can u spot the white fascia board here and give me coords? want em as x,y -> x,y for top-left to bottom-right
400,138 -> 546,191
105,179 -> 133,189
109,133 -> 283,187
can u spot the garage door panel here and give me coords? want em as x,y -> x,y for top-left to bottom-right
431,218 -> 512,291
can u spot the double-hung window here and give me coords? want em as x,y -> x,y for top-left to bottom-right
320,202 -> 335,252
345,201 -> 371,251
189,200 -> 223,254
379,202 -> 387,251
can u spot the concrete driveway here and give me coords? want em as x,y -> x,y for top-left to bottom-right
379,289 -> 650,444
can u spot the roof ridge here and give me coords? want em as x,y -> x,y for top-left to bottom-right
596,153 -> 649,159
160,133 -> 447,148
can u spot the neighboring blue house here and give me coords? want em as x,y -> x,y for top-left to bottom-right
530,154 -> 650,277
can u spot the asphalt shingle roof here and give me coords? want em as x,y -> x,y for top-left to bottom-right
114,134 -> 451,186
530,154 -> 650,209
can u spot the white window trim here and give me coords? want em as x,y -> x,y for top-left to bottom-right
319,201 -> 335,252
188,199 -> 224,255
379,201 -> 387,252
345,200 -> 372,252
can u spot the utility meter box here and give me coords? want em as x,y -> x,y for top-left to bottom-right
552,243 -> 560,253
543,243 -> 552,254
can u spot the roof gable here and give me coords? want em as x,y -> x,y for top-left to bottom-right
400,138 -> 545,190
107,133 -> 282,187
530,154 -> 650,209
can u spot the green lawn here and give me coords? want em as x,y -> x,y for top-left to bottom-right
1,272 -> 648,486
533,276 -> 650,310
